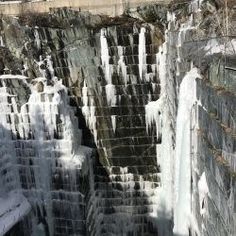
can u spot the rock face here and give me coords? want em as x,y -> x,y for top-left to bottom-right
0,1 -> 236,236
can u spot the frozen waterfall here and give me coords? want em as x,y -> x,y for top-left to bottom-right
0,74 -> 91,236
173,68 -> 201,235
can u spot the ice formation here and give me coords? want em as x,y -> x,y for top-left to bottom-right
1,2 -> 235,235
0,74 -> 91,235
81,81 -> 98,143
100,28 -> 111,84
174,68 -> 201,235
198,172 -> 209,216
0,36 -> 4,47
34,28 -> 41,49
138,27 -> 146,80
117,46 -> 128,85
0,191 -> 31,236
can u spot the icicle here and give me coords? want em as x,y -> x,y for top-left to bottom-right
36,56 -> 46,78
100,28 -> 111,84
82,80 -> 88,106
111,115 -> 116,133
105,84 -> 116,106
0,36 -> 5,47
138,27 -> 146,80
117,46 -> 128,85
198,172 -> 209,216
145,99 -> 162,138
46,55 -> 55,79
34,28 -> 41,49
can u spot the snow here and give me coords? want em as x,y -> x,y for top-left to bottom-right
0,191 -> 31,236
138,27 -> 146,80
174,67 -> 201,235
198,172 -> 209,216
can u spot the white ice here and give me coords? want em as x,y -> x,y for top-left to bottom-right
105,84 -> 116,106
111,115 -> 116,133
34,29 -> 41,49
100,28 -> 111,84
205,38 -> 236,55
138,27 -> 146,80
0,36 -> 4,47
174,67 -> 201,235
0,191 -> 31,236
145,42 -> 174,235
117,46 -> 128,85
198,172 -> 209,216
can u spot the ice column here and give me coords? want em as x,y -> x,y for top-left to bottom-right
118,46 -> 128,85
100,28 -> 111,84
100,28 -> 116,106
138,27 -> 146,80
82,81 -> 98,143
173,68 -> 201,235
145,41 -> 174,232
34,28 -> 41,49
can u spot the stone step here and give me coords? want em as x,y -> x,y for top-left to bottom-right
98,144 -> 156,157
94,198 -> 157,208
92,114 -> 148,130
96,126 -> 153,139
97,136 -> 158,147
95,159 -> 158,173
94,182 -> 159,192
94,172 -> 160,183
84,82 -> 160,96
108,44 -> 159,56
82,106 -> 147,117
108,54 -> 157,65
102,157 -> 158,167
98,81 -> 160,91
95,164 -> 159,174
81,93 -> 160,108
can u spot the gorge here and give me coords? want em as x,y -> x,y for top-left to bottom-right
0,0 -> 235,235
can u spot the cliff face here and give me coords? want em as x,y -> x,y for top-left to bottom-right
0,1 -> 235,236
